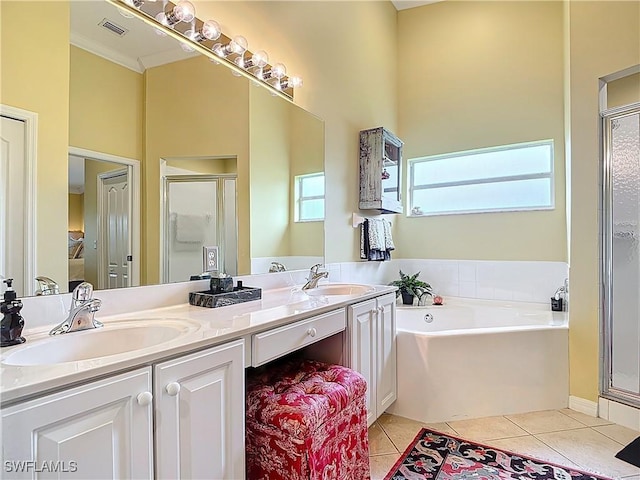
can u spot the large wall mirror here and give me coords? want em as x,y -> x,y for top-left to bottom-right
1,0 -> 325,297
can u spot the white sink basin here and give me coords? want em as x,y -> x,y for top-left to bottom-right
3,319 -> 200,366
304,284 -> 375,296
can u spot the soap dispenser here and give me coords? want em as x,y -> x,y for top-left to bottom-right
1,278 -> 26,347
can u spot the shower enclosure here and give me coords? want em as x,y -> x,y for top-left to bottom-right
601,102 -> 640,407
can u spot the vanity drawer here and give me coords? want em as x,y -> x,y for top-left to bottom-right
251,309 -> 346,367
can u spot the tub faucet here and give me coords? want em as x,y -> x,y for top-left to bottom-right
49,282 -> 102,335
302,264 -> 329,290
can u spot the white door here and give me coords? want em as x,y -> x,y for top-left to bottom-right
0,115 -> 26,296
2,368 -> 154,479
154,339 -> 245,480
376,293 -> 397,415
348,299 -> 377,426
100,170 -> 130,289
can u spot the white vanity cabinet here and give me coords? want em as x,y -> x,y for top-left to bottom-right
1,368 -> 154,479
347,293 -> 397,426
154,339 -> 245,480
1,339 -> 245,480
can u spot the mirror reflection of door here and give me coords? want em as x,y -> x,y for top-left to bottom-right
161,157 -> 238,283
68,155 -> 134,292
0,115 -> 26,295
99,169 -> 130,290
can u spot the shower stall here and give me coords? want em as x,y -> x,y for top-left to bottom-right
601,101 -> 640,407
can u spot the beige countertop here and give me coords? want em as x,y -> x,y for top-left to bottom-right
0,284 -> 396,406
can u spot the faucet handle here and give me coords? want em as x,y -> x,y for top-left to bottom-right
310,263 -> 323,275
72,282 -> 94,301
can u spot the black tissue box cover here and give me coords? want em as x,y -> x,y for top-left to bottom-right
189,286 -> 262,308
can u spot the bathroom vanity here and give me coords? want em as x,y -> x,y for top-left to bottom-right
0,284 -> 396,479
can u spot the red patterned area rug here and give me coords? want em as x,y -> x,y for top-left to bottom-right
384,428 -> 613,480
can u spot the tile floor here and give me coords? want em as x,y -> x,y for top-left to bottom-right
369,409 -> 640,480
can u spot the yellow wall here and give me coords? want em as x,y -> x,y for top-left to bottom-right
607,73 -> 640,109
145,56 -> 251,283
68,194 -> 84,231
165,158 -> 237,175
193,0 -> 399,263
568,1 -> 640,402
69,46 -> 143,160
396,1 -> 567,261
289,103 -> 324,256
0,2 -> 70,290
249,87 -> 291,258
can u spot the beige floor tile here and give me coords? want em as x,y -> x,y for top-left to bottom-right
370,453 -> 400,480
369,422 -> 398,456
594,424 -> 640,446
447,415 -> 529,442
560,408 -> 614,427
377,414 -> 427,452
506,410 -> 585,434
486,435 -> 581,470
620,475 -> 640,479
536,427 -> 640,478
424,422 -> 457,436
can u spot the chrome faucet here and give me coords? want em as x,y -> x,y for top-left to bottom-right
35,276 -> 60,296
269,262 -> 287,273
301,264 -> 329,290
50,282 -> 102,335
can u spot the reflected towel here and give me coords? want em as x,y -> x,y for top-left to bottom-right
175,213 -> 206,243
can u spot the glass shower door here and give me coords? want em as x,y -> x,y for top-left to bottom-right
603,105 -> 640,404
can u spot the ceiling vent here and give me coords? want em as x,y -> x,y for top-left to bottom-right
99,18 -> 128,37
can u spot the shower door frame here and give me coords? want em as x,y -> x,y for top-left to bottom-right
600,101 -> 640,408
161,174 -> 238,283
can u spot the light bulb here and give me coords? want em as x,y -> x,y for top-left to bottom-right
286,75 -> 303,89
229,36 -> 248,55
234,56 -> 245,69
159,0 -> 195,27
124,0 -> 144,8
251,50 -> 269,68
179,42 -> 194,53
212,43 -> 225,58
173,1 -> 195,23
201,20 -> 221,41
272,63 -> 287,79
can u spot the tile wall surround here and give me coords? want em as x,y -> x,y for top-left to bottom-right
332,259 -> 569,305
19,259 -> 567,330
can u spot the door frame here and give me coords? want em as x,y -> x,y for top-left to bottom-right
97,168 -> 130,290
69,146 -> 140,289
0,105 -> 38,296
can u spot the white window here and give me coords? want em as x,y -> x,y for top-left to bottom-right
408,140 -> 554,216
294,173 -> 325,222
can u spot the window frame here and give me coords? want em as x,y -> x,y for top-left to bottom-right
408,139 -> 555,217
294,172 -> 325,222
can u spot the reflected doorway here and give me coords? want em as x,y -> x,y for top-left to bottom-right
161,157 -> 238,283
68,147 -> 140,292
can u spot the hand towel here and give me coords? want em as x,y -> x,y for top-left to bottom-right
175,213 -> 206,243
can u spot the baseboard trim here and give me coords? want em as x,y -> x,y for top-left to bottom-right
569,396 -> 599,417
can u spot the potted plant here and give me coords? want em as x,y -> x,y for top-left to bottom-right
389,270 -> 433,305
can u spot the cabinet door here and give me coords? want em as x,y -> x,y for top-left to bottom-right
2,368 -> 153,479
376,293 -> 397,415
154,339 -> 245,480
348,299 -> 377,426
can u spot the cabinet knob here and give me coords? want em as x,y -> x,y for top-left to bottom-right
166,382 -> 181,397
137,391 -> 153,406
307,327 -> 317,338
378,306 -> 385,313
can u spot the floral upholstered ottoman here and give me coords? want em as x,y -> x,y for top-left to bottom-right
246,358 -> 371,480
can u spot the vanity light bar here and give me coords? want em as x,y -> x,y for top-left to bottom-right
111,0 -> 300,100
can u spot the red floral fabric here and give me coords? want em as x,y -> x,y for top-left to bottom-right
246,359 -> 371,480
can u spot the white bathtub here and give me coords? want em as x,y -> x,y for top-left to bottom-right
386,297 -> 569,423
